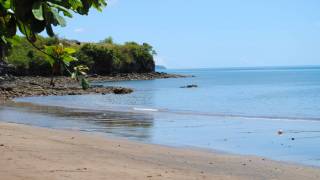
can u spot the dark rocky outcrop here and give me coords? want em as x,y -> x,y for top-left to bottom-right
180,84 -> 198,88
0,72 -> 186,102
112,87 -> 134,94
0,61 -> 14,76
0,84 -> 15,91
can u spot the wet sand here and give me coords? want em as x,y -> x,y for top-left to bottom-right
0,122 -> 319,180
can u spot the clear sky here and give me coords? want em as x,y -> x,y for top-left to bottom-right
54,0 -> 320,69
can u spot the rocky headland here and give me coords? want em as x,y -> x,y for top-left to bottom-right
0,72 -> 186,102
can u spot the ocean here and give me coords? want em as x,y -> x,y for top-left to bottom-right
1,67 -> 320,166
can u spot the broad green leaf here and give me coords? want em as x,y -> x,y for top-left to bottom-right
17,22 -> 36,42
81,78 -> 90,90
0,0 -> 11,9
90,0 -> 107,12
44,45 -> 56,58
47,2 -> 73,18
32,1 -> 44,21
62,55 -> 77,66
44,56 -> 55,66
67,0 -> 83,9
51,9 -> 66,27
64,47 -> 76,54
45,24 -> 55,37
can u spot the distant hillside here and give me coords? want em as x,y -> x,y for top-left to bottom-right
155,65 -> 167,70
6,36 -> 156,76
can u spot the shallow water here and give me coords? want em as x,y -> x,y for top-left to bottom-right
17,67 -> 320,119
1,67 -> 320,166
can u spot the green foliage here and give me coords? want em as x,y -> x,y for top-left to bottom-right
7,36 -> 156,76
44,43 -> 77,67
0,0 -> 107,44
100,36 -> 114,44
75,41 -> 156,74
0,0 -> 107,89
72,65 -> 89,89
75,43 -> 117,74
6,35 -> 52,75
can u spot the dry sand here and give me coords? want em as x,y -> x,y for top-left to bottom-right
0,122 -> 319,180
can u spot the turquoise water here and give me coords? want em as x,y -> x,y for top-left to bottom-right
2,67 -> 320,166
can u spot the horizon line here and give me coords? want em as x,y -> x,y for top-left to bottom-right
159,64 -> 320,70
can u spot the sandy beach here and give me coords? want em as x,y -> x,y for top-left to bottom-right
1,1 -> 320,179
0,122 -> 319,180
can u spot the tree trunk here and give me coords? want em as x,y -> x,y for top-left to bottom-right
0,44 -> 12,76
0,46 -> 3,61
0,44 -> 6,75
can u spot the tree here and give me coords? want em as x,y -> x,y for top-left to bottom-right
0,0 -> 106,46
0,0 -> 107,87
100,36 -> 114,44
0,0 -> 106,61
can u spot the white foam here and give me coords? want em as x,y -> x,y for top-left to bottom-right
133,107 -> 159,112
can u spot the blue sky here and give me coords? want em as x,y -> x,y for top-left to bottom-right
54,0 -> 320,69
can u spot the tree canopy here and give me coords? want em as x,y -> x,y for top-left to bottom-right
0,0 -> 107,44
0,0 -> 107,88
6,36 -> 156,76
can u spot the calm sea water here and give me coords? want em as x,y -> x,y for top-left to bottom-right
2,67 -> 320,166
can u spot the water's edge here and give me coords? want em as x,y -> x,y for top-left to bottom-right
1,100 -> 320,167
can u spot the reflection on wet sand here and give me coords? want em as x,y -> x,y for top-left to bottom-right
2,100 -> 320,167
0,101 -> 154,141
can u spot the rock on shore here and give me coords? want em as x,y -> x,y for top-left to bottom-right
0,72 -> 186,102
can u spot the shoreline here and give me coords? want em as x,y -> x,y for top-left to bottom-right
1,71 -> 319,179
0,122 -> 319,180
0,72 -> 187,102
3,96 -> 320,169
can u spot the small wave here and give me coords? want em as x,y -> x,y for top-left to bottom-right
133,107 -> 159,112
9,100 -> 320,123
163,110 -> 320,122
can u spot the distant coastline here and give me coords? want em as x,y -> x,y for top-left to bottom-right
0,72 -> 187,103
155,65 -> 167,70
169,65 -> 320,72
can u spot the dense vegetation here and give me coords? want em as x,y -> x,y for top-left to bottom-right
0,0 -> 106,48
0,0 -> 107,88
6,36 -> 156,76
